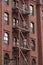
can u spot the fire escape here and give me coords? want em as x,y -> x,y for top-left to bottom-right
12,0 -> 30,65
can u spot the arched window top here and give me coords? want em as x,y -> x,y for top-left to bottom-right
4,0 -> 9,5
30,22 -> 34,28
32,59 -> 36,65
4,32 -> 8,37
4,12 -> 9,17
4,53 -> 9,59
4,53 -> 10,65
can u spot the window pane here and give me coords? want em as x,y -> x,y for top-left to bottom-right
42,0 -> 43,4
4,32 -> 9,44
13,38 -> 17,43
23,21 -> 26,26
4,33 -> 8,37
30,5 -> 34,15
4,0 -> 9,5
42,10 -> 43,20
4,37 -> 8,41
4,13 -> 9,24
31,40 -> 35,51
13,19 -> 16,25
4,40 -> 8,44
32,59 -> 36,65
4,53 -> 10,65
22,4 -> 26,10
23,39 -> 27,47
17,39 -> 19,45
13,18 -> 18,26
16,20 -> 18,24
30,22 -> 34,33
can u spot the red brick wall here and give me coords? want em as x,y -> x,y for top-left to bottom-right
0,0 -> 2,65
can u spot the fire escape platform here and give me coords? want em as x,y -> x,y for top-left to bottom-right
21,28 -> 29,34
13,46 -> 30,52
12,26 -> 29,33
20,47 -> 30,52
22,11 -> 29,16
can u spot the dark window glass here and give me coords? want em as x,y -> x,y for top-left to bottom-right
42,0 -> 43,4
32,59 -> 36,65
4,0 -> 9,5
42,10 -> 43,20
31,40 -> 35,51
4,53 -> 10,65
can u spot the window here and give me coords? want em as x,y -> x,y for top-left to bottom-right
15,2 -> 18,8
42,0 -> 43,4
22,3 -> 26,13
23,39 -> 27,48
13,18 -> 18,26
23,21 -> 26,28
32,59 -> 36,65
22,3 -> 26,10
13,57 -> 17,65
13,37 -> 17,46
4,12 -> 9,25
30,22 -> 34,33
4,0 -> 9,5
4,32 -> 9,44
30,5 -> 34,15
13,37 -> 19,46
31,40 -> 35,51
13,1 -> 18,8
4,53 -> 10,65
42,10 -> 43,20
